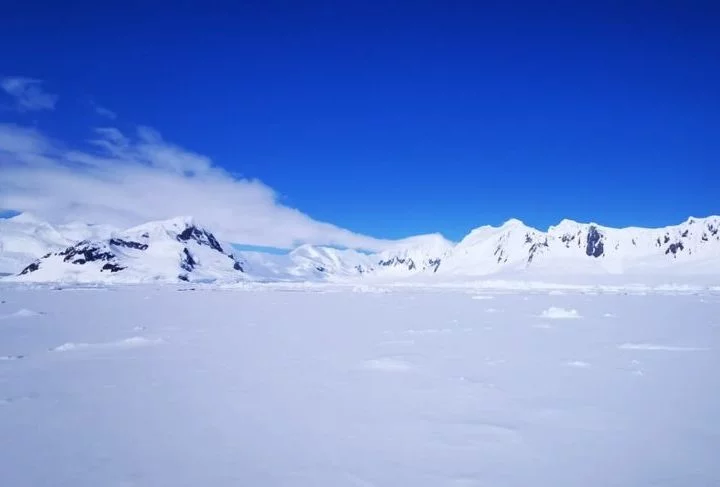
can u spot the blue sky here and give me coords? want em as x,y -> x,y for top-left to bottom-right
1,2 -> 718,244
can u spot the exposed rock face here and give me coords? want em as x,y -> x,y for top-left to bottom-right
378,257 -> 416,270
109,238 -> 148,250
527,239 -> 549,264
180,248 -> 197,272
585,226 -> 604,258
59,242 -> 115,265
102,263 -> 126,272
428,258 -> 442,272
666,242 -> 684,257
177,226 -> 223,253
19,262 -> 40,275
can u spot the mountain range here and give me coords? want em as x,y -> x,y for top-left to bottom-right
1,213 -> 718,283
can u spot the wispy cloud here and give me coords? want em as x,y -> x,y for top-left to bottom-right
0,123 -> 392,250
1,77 -> 58,112
90,100 -> 117,119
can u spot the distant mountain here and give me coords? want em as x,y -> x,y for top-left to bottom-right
280,216 -> 720,279
0,213 -> 116,275
374,234 -> 453,273
3,213 -> 719,283
437,216 -> 720,276
13,217 -> 245,283
239,245 -> 372,281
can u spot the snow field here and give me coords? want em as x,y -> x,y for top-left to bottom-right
0,285 -> 718,486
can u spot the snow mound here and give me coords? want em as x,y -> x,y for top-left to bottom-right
51,336 -> 163,352
565,361 -> 591,368
540,307 -> 582,319
0,308 -> 44,319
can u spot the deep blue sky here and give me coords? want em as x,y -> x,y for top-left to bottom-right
2,1 -> 718,240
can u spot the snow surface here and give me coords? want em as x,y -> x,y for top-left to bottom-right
1,283 -> 719,486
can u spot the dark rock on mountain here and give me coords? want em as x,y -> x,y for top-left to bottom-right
585,226 -> 604,258
19,262 -> 40,275
60,242 -> 116,265
109,238 -> 149,250
528,239 -> 549,263
177,226 -> 223,253
665,242 -> 684,257
378,257 -> 416,270
101,263 -> 126,272
180,248 -> 197,272
60,244 -> 106,263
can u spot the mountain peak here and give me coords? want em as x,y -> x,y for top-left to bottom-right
501,218 -> 526,228
124,216 -> 197,235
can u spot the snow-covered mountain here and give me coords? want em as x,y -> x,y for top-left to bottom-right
241,245 -> 372,281
438,216 -> 720,277
13,217 -> 245,283
282,216 -> 720,280
3,213 -> 719,283
374,234 -> 453,273
241,233 -> 453,281
0,213 -> 117,275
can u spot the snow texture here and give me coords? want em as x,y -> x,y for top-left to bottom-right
0,283 -> 718,486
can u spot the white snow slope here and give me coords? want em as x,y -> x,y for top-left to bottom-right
0,284 -> 718,486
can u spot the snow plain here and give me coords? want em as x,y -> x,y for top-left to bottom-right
1,283 -> 719,486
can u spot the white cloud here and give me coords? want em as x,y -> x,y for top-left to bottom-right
1,77 -> 58,112
90,100 -> 117,119
0,123 -> 392,250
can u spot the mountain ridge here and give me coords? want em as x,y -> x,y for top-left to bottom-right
2,213 -> 719,282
